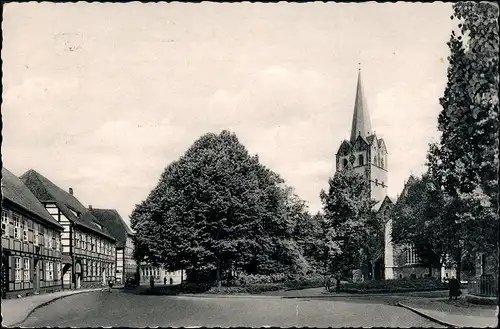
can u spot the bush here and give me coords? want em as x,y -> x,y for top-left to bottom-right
284,273 -> 324,290
333,278 -> 448,294
206,286 -> 248,294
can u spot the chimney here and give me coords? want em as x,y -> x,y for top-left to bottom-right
69,188 -> 73,195
89,205 -> 93,210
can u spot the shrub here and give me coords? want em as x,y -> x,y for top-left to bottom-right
206,286 -> 248,294
333,277 -> 448,294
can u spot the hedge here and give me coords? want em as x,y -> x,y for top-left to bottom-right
332,278 -> 448,294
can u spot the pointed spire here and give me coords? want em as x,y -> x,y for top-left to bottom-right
350,67 -> 372,142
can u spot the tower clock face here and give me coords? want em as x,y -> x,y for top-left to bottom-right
349,154 -> 355,164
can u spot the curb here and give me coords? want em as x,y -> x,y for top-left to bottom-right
5,289 -> 102,327
179,294 -> 280,299
396,301 -> 457,328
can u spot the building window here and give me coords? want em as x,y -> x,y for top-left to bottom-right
381,158 -> 385,168
22,219 -> 28,241
1,210 -> 9,237
34,223 -> 39,245
23,258 -> 30,282
15,257 -> 22,282
48,230 -> 53,248
405,245 -> 419,265
358,154 -> 364,166
46,261 -> 54,281
13,214 -> 21,240
342,159 -> 348,168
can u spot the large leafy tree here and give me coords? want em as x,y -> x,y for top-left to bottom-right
391,174 -> 458,277
426,2 -> 498,263
131,130 -> 316,286
319,166 -> 380,278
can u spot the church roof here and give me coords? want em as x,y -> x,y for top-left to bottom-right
350,69 -> 372,142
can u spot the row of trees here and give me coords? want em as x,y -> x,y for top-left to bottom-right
391,2 -> 498,281
130,130 -> 380,286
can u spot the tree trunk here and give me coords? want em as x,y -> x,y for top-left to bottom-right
456,258 -> 462,283
216,266 -> 222,288
428,263 -> 433,277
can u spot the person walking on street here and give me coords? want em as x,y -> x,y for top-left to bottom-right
164,277 -> 167,285
325,275 -> 331,291
449,277 -> 460,300
170,277 -> 173,285
150,276 -> 155,290
335,272 -> 341,293
108,279 -> 114,293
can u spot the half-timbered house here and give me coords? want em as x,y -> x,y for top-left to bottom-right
1,168 -> 64,299
20,170 -> 117,289
88,207 -> 137,284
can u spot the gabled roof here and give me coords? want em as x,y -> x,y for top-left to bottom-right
336,140 -> 352,156
20,169 -> 116,241
350,70 -> 372,142
89,208 -> 133,248
1,167 -> 63,230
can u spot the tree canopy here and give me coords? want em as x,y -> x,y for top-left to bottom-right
319,166 -> 381,277
130,130 -> 318,285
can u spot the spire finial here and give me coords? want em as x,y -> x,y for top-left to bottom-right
358,62 -> 361,72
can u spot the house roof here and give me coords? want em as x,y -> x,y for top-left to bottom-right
20,169 -> 116,241
89,208 -> 133,248
1,167 -> 63,230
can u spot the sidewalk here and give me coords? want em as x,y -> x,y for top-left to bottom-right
398,296 -> 498,328
1,288 -> 103,327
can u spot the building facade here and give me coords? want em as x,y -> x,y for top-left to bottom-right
139,263 -> 185,285
88,207 -> 137,284
1,168 -> 64,299
20,170 -> 117,290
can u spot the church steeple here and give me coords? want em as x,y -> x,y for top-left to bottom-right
350,67 -> 372,142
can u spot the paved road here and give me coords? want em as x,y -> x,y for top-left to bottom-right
19,290 -> 444,327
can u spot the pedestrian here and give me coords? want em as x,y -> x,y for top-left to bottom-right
170,277 -> 173,285
108,279 -> 114,293
448,277 -> 460,300
335,272 -> 341,293
150,276 -> 155,290
325,276 -> 331,291
164,277 -> 167,286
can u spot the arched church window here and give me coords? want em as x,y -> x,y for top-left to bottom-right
381,158 -> 385,168
374,155 -> 377,165
343,159 -> 348,168
358,155 -> 364,166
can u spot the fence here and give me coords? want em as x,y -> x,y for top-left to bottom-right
468,274 -> 498,297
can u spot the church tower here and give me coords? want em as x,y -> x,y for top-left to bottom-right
335,69 -> 388,203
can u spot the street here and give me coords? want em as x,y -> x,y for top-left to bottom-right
19,290 -> 443,327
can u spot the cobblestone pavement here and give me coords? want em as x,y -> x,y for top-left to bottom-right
18,289 -> 443,328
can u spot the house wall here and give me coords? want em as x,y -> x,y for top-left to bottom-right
1,205 -> 63,299
42,204 -> 116,289
139,265 -> 185,284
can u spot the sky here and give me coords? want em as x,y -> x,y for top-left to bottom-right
2,2 -> 458,226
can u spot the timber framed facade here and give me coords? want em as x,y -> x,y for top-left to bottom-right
1,168 -> 64,299
20,169 -> 117,290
